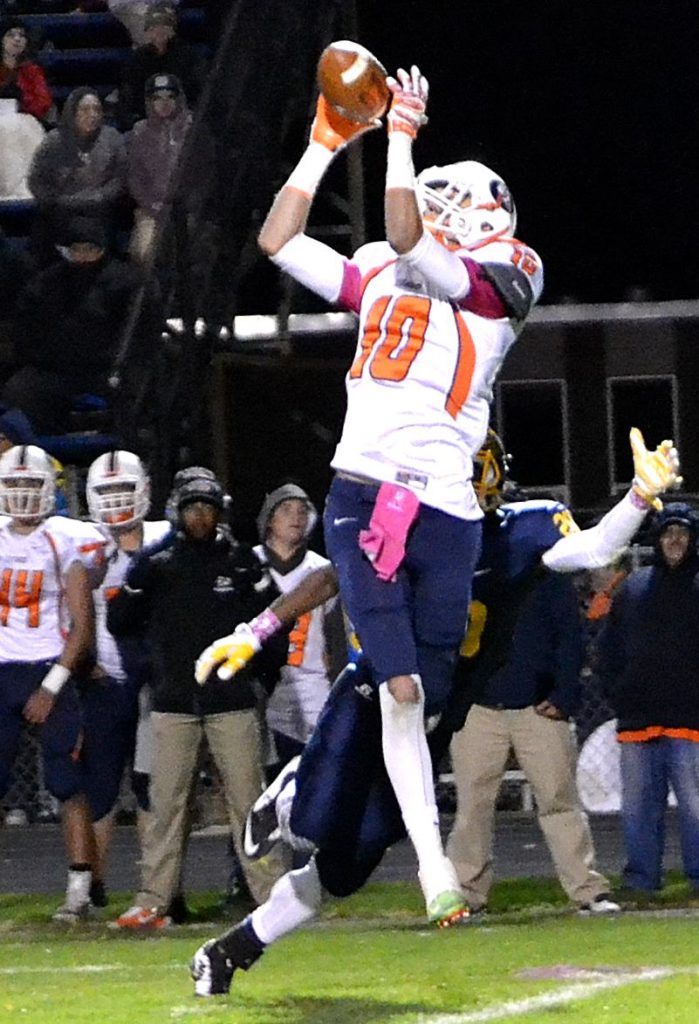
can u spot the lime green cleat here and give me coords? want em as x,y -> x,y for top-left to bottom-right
427,890 -> 470,929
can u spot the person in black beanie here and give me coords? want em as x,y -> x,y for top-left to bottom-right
597,502 -> 699,901
108,470 -> 292,929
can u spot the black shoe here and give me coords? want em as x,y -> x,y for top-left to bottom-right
167,892 -> 189,924
191,940 -> 235,997
89,879 -> 108,908
243,756 -> 300,860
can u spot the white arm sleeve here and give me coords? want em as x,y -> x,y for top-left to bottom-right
542,490 -> 646,573
401,229 -> 470,301
270,234 -> 347,305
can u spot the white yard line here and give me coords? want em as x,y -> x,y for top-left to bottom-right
0,964 -> 122,975
418,967 -> 679,1023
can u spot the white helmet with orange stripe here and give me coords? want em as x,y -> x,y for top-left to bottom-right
416,160 -> 516,251
0,444 -> 56,521
86,450 -> 150,529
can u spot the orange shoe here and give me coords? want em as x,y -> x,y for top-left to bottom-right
113,904 -> 172,930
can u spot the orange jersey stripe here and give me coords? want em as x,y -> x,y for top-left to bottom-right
618,725 -> 699,744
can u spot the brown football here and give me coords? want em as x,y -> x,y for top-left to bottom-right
317,40 -> 390,125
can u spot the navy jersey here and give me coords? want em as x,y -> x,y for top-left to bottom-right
446,499 -> 581,728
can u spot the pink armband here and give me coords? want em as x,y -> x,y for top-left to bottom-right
358,483 -> 420,582
249,608 -> 283,643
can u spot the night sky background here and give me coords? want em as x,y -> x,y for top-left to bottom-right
350,0 -> 698,304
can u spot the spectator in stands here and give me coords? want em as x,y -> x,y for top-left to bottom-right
108,470 -> 291,929
108,0 -> 182,48
0,405 -> 35,452
117,3 -> 204,131
1,215 -> 141,433
0,19 -> 51,200
28,87 -> 126,262
597,502 -> 699,901
254,483 -> 346,776
127,72 -> 190,265
0,225 -> 33,314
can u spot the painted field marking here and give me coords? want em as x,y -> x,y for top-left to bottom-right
419,966 -> 685,1023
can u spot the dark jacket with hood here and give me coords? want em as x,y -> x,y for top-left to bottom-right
28,87 -> 126,214
596,503 -> 699,735
127,78 -> 191,217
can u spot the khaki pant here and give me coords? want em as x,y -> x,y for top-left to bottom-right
137,710 -> 291,911
447,704 -> 609,909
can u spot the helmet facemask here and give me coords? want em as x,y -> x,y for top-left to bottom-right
0,445 -> 55,522
473,430 -> 508,511
417,160 -> 516,251
86,452 -> 150,529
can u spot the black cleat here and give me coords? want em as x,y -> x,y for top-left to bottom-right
191,940 -> 234,997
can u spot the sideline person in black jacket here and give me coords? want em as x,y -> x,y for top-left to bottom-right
107,471 -> 291,929
596,502 -> 699,899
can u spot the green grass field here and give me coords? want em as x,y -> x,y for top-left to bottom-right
2,879 -> 699,1023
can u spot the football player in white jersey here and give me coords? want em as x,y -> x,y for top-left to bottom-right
254,484 -> 345,772
83,449 -> 171,906
253,64 -> 543,925
0,444 -> 107,921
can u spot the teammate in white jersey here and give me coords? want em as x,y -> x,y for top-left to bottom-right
83,449 -> 171,906
254,63 -> 543,926
254,484 -> 345,771
0,444 -> 107,922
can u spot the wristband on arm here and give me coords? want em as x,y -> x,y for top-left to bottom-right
41,663 -> 71,696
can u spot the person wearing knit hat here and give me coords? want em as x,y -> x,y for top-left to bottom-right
597,499 -> 699,902
254,483 -> 346,775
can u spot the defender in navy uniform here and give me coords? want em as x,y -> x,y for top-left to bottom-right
190,427 -> 680,997
444,433 -> 618,914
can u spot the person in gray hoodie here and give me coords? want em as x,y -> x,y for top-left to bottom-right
127,72 -> 190,265
28,87 -> 127,263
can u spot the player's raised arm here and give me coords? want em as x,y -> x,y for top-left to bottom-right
384,65 -> 429,253
257,91 -> 378,309
543,429 -> 681,573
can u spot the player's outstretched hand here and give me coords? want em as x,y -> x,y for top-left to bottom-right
310,95 -> 380,152
630,427 -> 682,511
386,65 -> 429,138
195,623 -> 261,684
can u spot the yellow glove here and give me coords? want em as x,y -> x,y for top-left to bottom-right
195,623 -> 261,684
630,427 -> 682,511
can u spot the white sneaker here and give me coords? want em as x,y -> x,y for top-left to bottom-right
578,893 -> 621,915
52,869 -> 92,923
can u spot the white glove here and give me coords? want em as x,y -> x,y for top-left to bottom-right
195,623 -> 262,684
386,65 -> 429,138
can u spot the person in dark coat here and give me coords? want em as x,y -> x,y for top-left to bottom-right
597,502 -> 699,898
1,216 -> 141,432
28,87 -> 127,262
117,4 -> 204,131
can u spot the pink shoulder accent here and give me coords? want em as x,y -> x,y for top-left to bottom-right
456,258 -> 508,319
337,262 -> 362,313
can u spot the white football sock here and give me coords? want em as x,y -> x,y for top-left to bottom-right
250,858 -> 323,945
379,679 -> 461,907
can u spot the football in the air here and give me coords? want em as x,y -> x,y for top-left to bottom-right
317,40 -> 390,124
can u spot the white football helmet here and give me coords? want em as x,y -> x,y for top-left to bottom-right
86,450 -> 150,528
416,160 -> 517,251
0,445 -> 55,521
